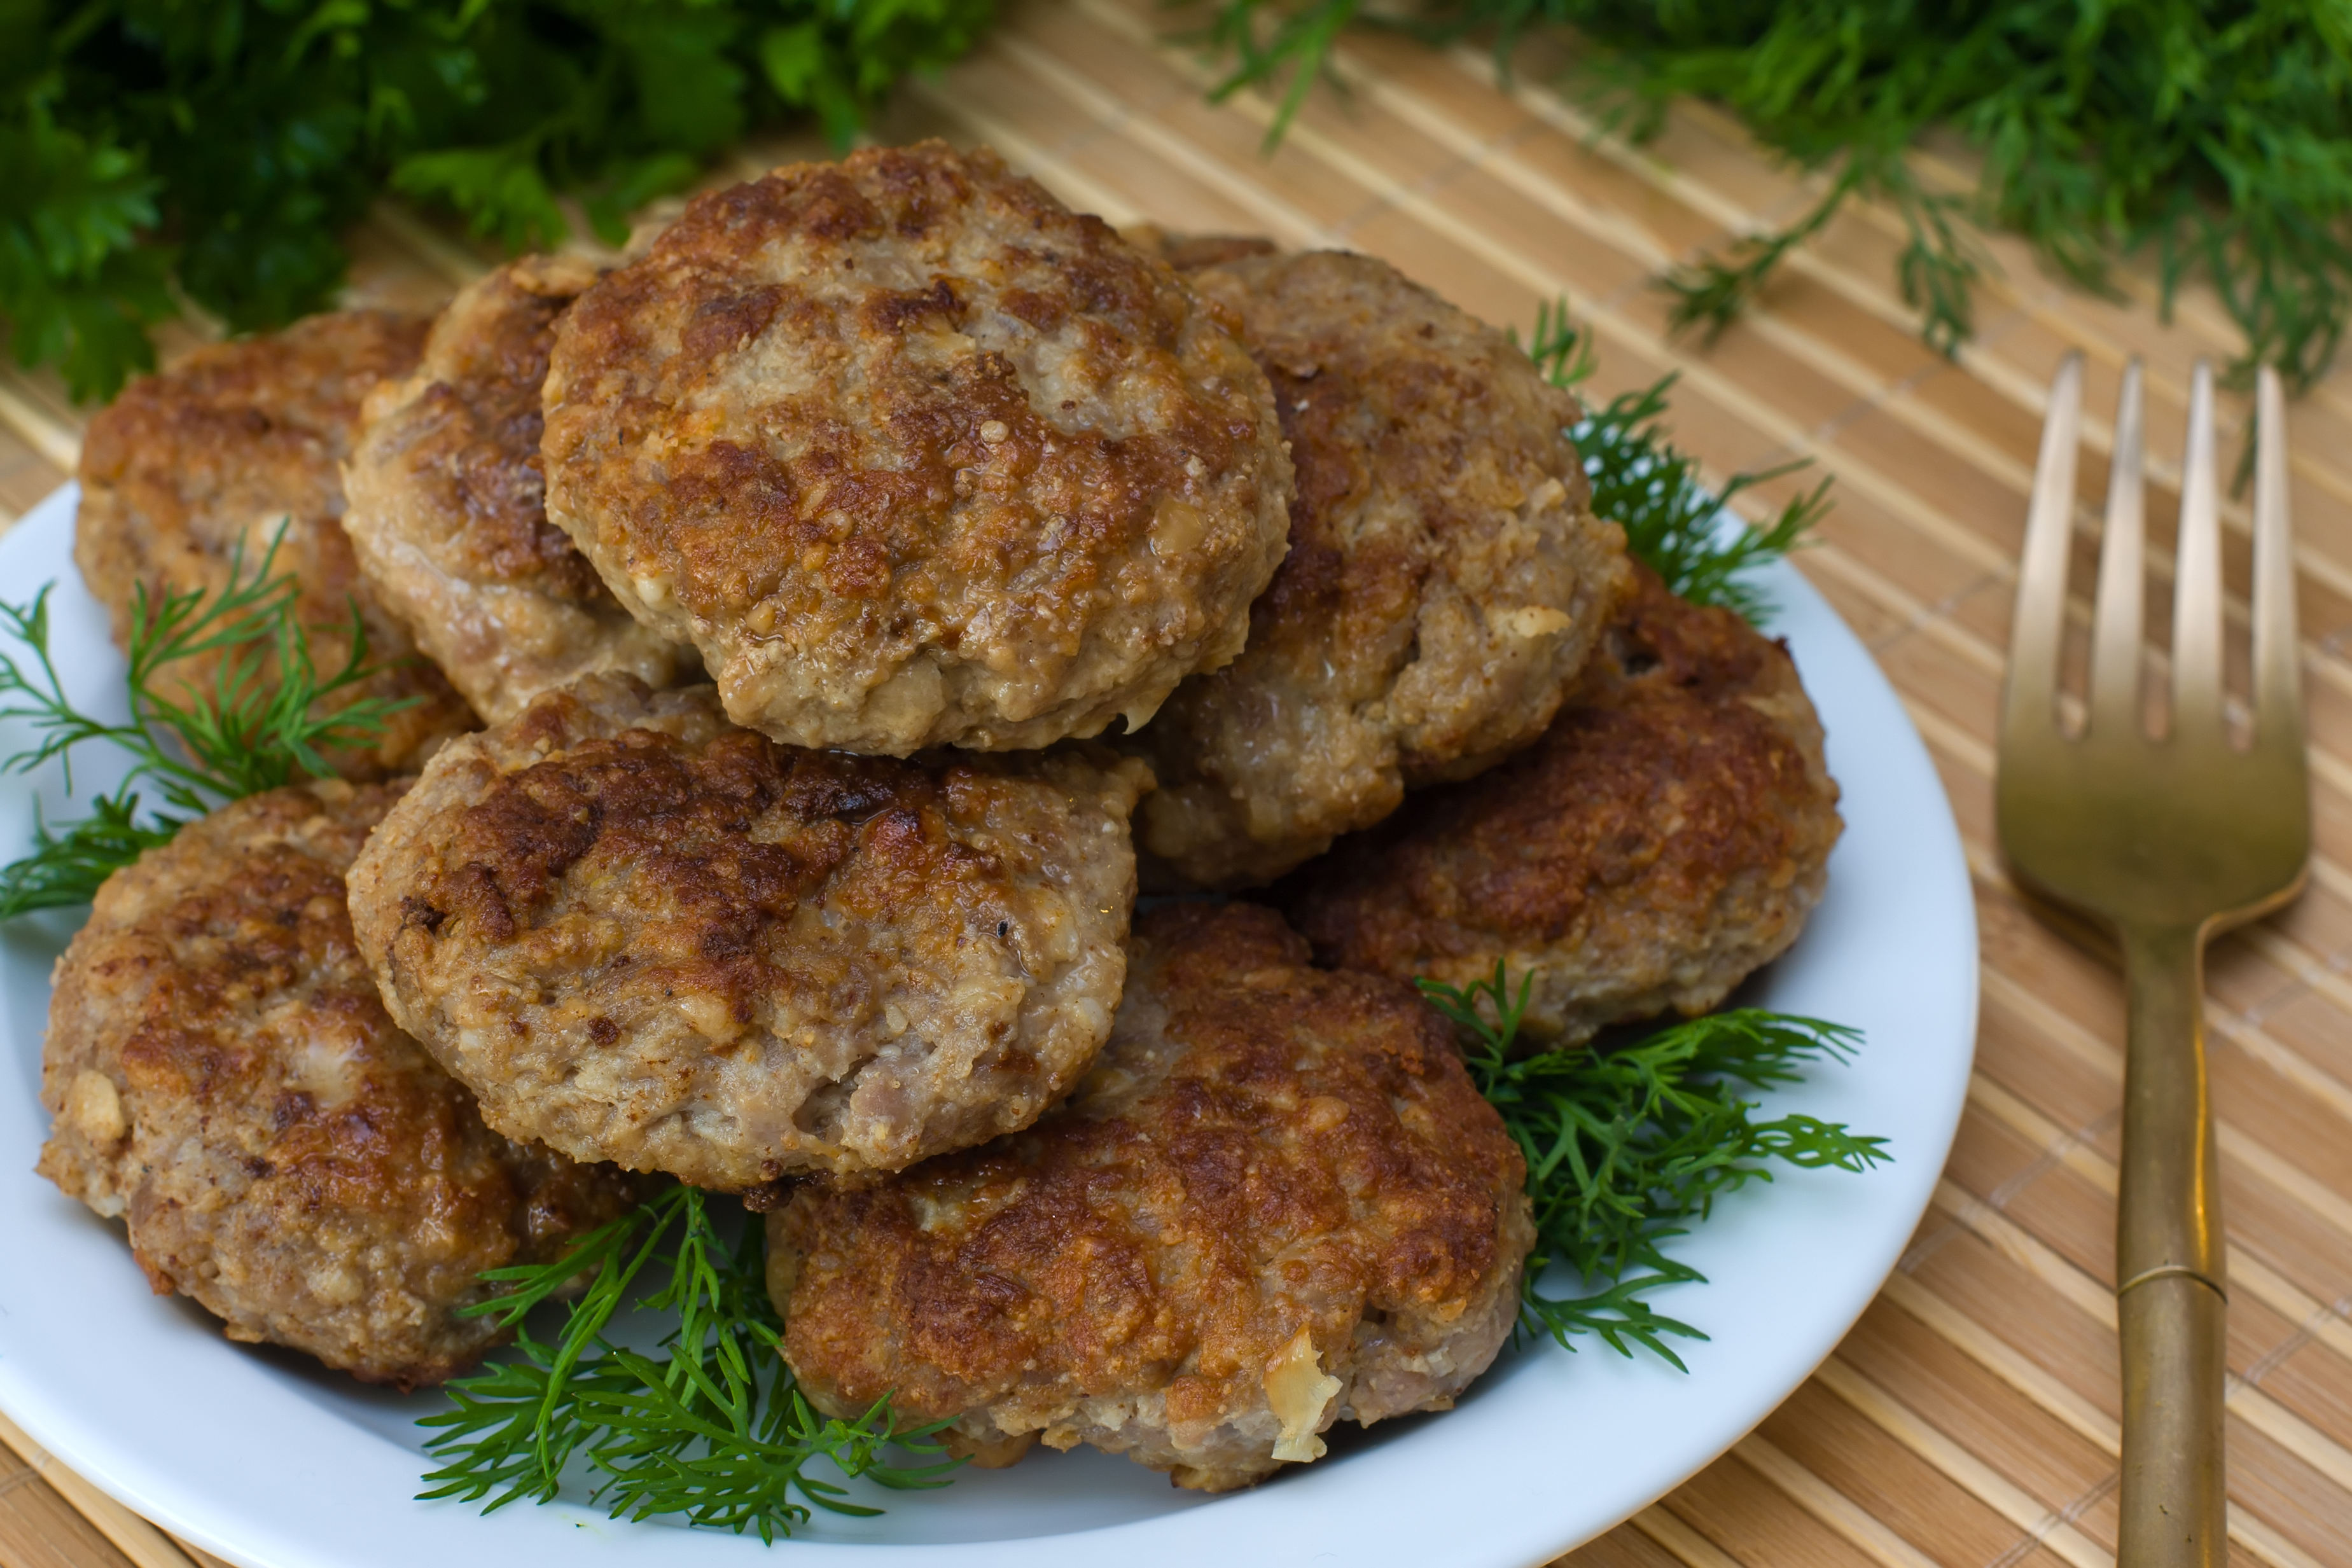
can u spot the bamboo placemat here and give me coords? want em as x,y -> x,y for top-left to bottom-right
6,2 -> 2352,1562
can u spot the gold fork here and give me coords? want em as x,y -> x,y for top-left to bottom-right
1996,355 -> 2308,1568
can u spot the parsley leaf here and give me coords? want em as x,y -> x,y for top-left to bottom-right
5,0 -> 995,401
0,84 -> 176,401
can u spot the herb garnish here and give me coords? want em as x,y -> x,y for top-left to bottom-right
424,977 -> 1882,1529
1207,0 -> 2352,387
1421,966 -> 1888,1367
419,1184 -> 956,1539
6,0 -> 994,401
0,531 -> 411,917
1525,300 -> 1830,623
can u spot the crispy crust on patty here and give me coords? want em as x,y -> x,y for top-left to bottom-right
36,781 -> 637,1389
1284,567 -> 1842,1043
348,675 -> 1153,1188
1118,225 -> 1280,273
541,141 -> 1292,755
343,255 -> 695,724
1126,251 -> 1631,889
74,312 -> 477,777
770,901 -> 1533,1492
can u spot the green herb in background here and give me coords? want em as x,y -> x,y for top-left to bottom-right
3,0 -> 994,402
420,1185 -> 956,1539
1207,0 -> 2352,388
0,532 -> 409,916
1421,966 -> 1889,1366
1524,299 -> 1830,622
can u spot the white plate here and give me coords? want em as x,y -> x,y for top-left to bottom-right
0,481 -> 1976,1568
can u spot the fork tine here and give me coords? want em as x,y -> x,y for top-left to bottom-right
2090,359 -> 2147,739
2252,364 -> 2302,744
2172,361 -> 2224,735
2005,352 -> 2083,739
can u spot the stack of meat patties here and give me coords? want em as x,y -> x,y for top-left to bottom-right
39,141 -> 1839,1488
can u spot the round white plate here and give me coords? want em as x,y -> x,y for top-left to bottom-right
0,481 -> 1975,1568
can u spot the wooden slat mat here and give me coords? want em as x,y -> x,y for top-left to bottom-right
5,1 -> 2352,1561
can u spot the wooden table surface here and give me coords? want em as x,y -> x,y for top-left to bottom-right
5,2 -> 2352,1563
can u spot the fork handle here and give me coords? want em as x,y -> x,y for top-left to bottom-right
2117,922 -> 2227,1568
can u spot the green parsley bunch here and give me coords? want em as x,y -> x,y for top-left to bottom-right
3,0 -> 994,402
1209,0 -> 2352,387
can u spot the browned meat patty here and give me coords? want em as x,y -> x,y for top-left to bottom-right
541,141 -> 1292,756
342,255 -> 695,724
74,312 -> 478,777
769,901 -> 1533,1492
1125,250 -> 1630,889
347,674 -> 1152,1191
36,781 -> 637,1390
1284,566 -> 1842,1043
1118,226 -> 1280,272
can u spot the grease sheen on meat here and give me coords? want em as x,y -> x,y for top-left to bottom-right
1127,250 -> 1630,889
74,311 -> 477,777
770,901 -> 1532,1492
347,675 -> 1152,1190
1286,567 -> 1842,1042
541,141 -> 1291,755
37,781 -> 636,1389
343,254 -> 695,723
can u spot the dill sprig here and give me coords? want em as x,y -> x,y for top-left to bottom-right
419,1185 -> 956,1539
1421,966 -> 1888,1368
1523,300 -> 1831,623
1204,0 -> 2352,388
0,530 -> 410,917
1659,150 -> 1987,366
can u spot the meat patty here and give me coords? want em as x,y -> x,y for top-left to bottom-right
75,311 -> 478,777
36,781 -> 637,1389
541,141 -> 1292,756
1118,225 -> 1279,273
1284,566 -> 1842,1043
770,901 -> 1532,1492
347,674 -> 1153,1190
1125,250 -> 1631,889
342,255 -> 695,724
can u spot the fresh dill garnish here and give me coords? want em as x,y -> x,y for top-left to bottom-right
419,1185 -> 956,1539
0,530 -> 410,917
1203,0 -> 2352,387
1421,966 -> 1888,1369
418,1004 -> 1882,1525
1523,299 -> 1832,623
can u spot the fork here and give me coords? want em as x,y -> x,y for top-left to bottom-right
1996,354 -> 2308,1568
